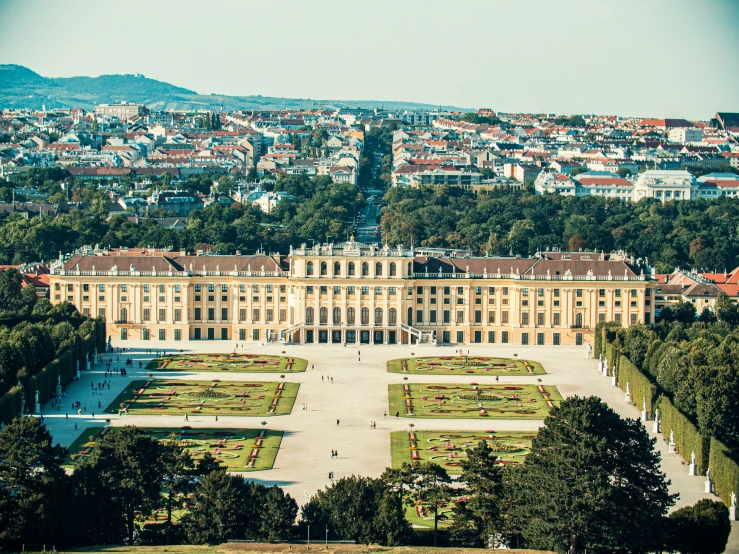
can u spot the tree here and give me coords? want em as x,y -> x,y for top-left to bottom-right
715,291 -> 739,325
665,499 -> 730,554
510,396 -> 676,553
77,426 -> 165,544
659,305 -> 676,323
260,485 -> 298,540
160,436 -> 199,544
409,463 -> 453,546
0,417 -> 68,548
0,268 -> 24,314
452,440 -> 504,547
675,300 -> 697,324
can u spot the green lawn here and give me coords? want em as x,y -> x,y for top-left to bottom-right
147,353 -> 307,373
391,430 -> 534,474
388,382 -> 561,419
388,356 -> 545,376
65,426 -> 283,472
105,379 -> 299,416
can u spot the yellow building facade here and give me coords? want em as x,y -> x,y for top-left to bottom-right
48,242 -> 656,346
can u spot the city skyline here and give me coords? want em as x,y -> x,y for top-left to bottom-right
0,0 -> 737,119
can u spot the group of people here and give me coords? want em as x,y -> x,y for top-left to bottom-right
369,420 -> 377,429
321,375 -> 333,383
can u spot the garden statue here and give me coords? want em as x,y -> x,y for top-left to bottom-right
689,450 -> 697,475
668,429 -> 676,452
706,468 -> 711,482
669,430 -> 674,444
732,492 -> 737,509
691,451 -> 696,466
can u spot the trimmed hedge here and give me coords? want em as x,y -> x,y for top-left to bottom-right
616,354 -> 657,418
595,321 -> 621,358
0,384 -> 24,423
660,396 -> 709,475
709,437 -> 739,507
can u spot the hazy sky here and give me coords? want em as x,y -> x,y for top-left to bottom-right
1,0 -> 737,119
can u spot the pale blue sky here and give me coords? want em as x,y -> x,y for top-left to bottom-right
0,0 -> 737,119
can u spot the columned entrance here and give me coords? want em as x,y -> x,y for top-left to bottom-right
318,330 -> 328,343
331,330 -> 342,343
373,330 -> 384,344
360,330 -> 370,344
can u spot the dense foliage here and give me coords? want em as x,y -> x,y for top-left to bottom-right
380,186 -> 739,272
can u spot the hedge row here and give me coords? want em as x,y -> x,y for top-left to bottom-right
595,321 -> 621,358
659,396 -> 709,476
0,384 -> 24,423
616,354 -> 658,418
709,437 -> 739,508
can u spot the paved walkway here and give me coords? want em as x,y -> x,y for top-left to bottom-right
37,340 -> 737,552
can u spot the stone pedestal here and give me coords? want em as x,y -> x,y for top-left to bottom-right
653,420 -> 660,434
730,507 -> 736,521
56,384 -> 62,398
86,360 -> 91,371
688,463 -> 696,476
705,479 -> 713,494
641,410 -> 648,422
34,401 -> 41,414
602,367 -> 609,377
611,375 -> 617,387
624,392 -> 631,404
668,441 -> 676,454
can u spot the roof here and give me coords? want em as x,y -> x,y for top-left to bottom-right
62,253 -> 288,273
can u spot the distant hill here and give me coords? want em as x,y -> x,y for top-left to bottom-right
0,64 -> 467,112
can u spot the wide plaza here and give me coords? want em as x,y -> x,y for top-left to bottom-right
38,339 -> 734,542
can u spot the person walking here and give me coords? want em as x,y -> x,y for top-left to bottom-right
185,414 -> 189,422
336,419 -> 340,426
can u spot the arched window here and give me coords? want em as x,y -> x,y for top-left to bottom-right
119,307 -> 128,323
389,308 -> 397,325
334,261 -> 341,276
575,313 -> 583,327
362,262 -> 369,277
333,307 -> 341,325
347,307 -> 356,325
407,307 -> 413,325
375,262 -> 383,276
320,262 -> 327,276
307,262 -> 314,276
320,307 -> 328,324
361,307 -> 370,325
389,262 -> 397,276
306,307 -> 314,324
348,262 -> 355,276
375,307 -> 383,325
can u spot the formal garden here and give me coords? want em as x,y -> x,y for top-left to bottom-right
387,356 -> 545,376
106,379 -> 299,416
388,382 -> 562,419
146,353 -> 308,373
65,426 -> 284,471
391,430 -> 534,474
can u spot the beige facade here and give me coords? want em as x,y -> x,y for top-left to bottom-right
49,243 -> 656,346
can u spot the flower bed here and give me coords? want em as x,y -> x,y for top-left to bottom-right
146,354 -> 308,373
387,356 -> 546,376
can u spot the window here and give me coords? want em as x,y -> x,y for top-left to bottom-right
599,313 -> 606,322
522,288 -> 528,297
502,311 -> 509,324
320,286 -> 327,294
417,286 -> 423,295
375,308 -> 383,325
553,313 -> 560,326
67,284 -> 73,292
142,328 -> 150,341
417,310 -> 424,323
475,310 -> 482,323
457,310 -> 464,323
489,287 -> 496,295
252,308 -> 260,322
348,286 -> 355,295
239,308 -> 246,321
457,297 -> 464,305
239,329 -> 246,341
307,262 -> 314,276
83,284 -> 89,292
195,284 -> 201,292
599,289 -> 605,297
389,287 -> 396,295
537,300 -> 544,307
576,289 -> 583,298
522,333 -> 529,345
362,262 -> 369,276
159,296 -> 165,302
631,314 -> 638,325
320,262 -> 327,276
457,287 -> 464,295
174,308 -> 181,322
306,286 -> 314,294
389,308 -> 397,325
143,308 -> 150,321
174,329 -> 181,341
488,331 -> 496,343
253,285 -> 259,292
333,286 -> 341,294
538,288 -> 544,297
389,262 -> 396,276
537,313 -> 544,325
239,284 -> 246,292
159,285 -> 165,293
475,286 -> 482,295
334,261 -> 341,276
375,286 -> 382,295
554,288 -> 560,297
222,307 -> 228,321
98,308 -> 105,319
306,307 -> 314,324
121,284 -> 127,292
537,333 -> 545,345
195,308 -> 201,320
615,289 -> 621,297
320,307 -> 328,324
615,313 -> 622,324
266,309 -> 273,322
82,308 -> 90,316
143,284 -> 150,293
348,262 -> 355,276
488,311 -> 495,323
631,289 -> 637,298
119,308 -> 128,323
333,307 -> 341,325
375,262 -> 382,276
252,329 -> 260,341
502,331 -> 509,343
502,287 -> 509,295
522,300 -> 528,307
361,307 -> 369,325
443,310 -> 450,323
347,307 -> 356,325
522,313 -> 529,326
361,286 -> 369,295
174,296 -> 180,303
208,307 -> 215,320
553,333 -> 560,345
159,329 -> 166,341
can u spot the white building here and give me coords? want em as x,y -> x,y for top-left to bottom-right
632,170 -> 698,202
668,127 -> 703,143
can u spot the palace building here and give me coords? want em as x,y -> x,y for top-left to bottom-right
48,241 -> 655,346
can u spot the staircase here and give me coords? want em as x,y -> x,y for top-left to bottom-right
279,324 -> 303,344
400,323 -> 437,346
